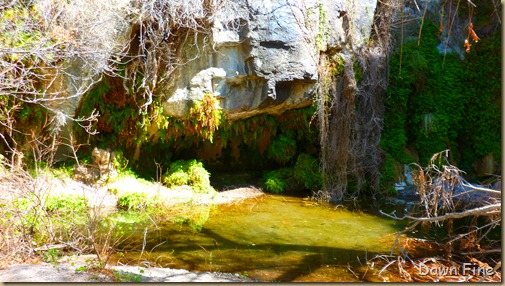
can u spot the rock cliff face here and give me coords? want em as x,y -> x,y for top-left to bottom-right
162,0 -> 378,120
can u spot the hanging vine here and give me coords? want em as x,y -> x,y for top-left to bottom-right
317,0 -> 401,202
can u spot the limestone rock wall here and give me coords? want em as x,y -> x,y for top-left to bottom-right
162,0 -> 378,120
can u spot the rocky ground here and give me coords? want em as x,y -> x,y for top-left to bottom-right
47,173 -> 265,209
0,173 -> 265,282
0,255 -> 257,282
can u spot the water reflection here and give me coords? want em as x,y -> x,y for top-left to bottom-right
111,194 -> 405,282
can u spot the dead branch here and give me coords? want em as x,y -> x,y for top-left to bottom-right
381,203 -> 501,222
380,150 -> 501,268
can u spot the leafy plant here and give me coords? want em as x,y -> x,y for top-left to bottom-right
461,32 -> 501,162
111,150 -> 129,173
42,248 -> 62,265
75,265 -> 89,273
382,21 -> 499,170
165,169 -> 190,186
378,154 -> 398,195
293,153 -> 322,191
187,161 -> 213,194
113,270 -> 143,282
264,177 -> 286,194
45,194 -> 88,214
117,192 -> 149,211
262,168 -> 293,194
186,93 -> 222,142
54,163 -> 75,178
163,159 -> 214,194
267,135 -> 297,165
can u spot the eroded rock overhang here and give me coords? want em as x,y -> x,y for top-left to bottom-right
162,0 -> 378,121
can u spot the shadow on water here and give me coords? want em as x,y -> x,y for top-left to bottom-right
197,228 -> 386,281
111,194 -> 406,282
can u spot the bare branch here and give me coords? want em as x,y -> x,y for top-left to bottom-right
381,203 -> 501,222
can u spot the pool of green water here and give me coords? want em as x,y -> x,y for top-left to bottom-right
110,194 -> 405,282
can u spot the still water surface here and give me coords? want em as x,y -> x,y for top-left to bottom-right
111,194 -> 404,282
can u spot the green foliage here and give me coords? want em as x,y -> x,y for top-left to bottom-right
264,177 -> 286,194
262,168 -> 293,193
76,76 -> 141,149
316,3 -> 328,51
186,94 -> 222,142
6,194 -> 89,247
42,248 -> 62,265
163,160 -> 214,194
276,105 -> 318,142
117,192 -> 149,211
78,79 -> 318,176
113,270 -> 142,282
163,160 -> 193,187
236,271 -> 249,279
111,151 -> 129,173
17,103 -> 46,125
383,21 -> 500,171
0,6 -> 50,59
262,153 -> 323,193
45,194 -> 88,214
353,59 -> 363,83
293,153 -> 322,190
165,170 -> 190,186
151,105 -> 170,131
379,154 -> 398,195
267,135 -> 297,165
74,265 -> 89,273
461,32 -> 501,161
187,161 -> 213,194
56,163 -> 75,178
